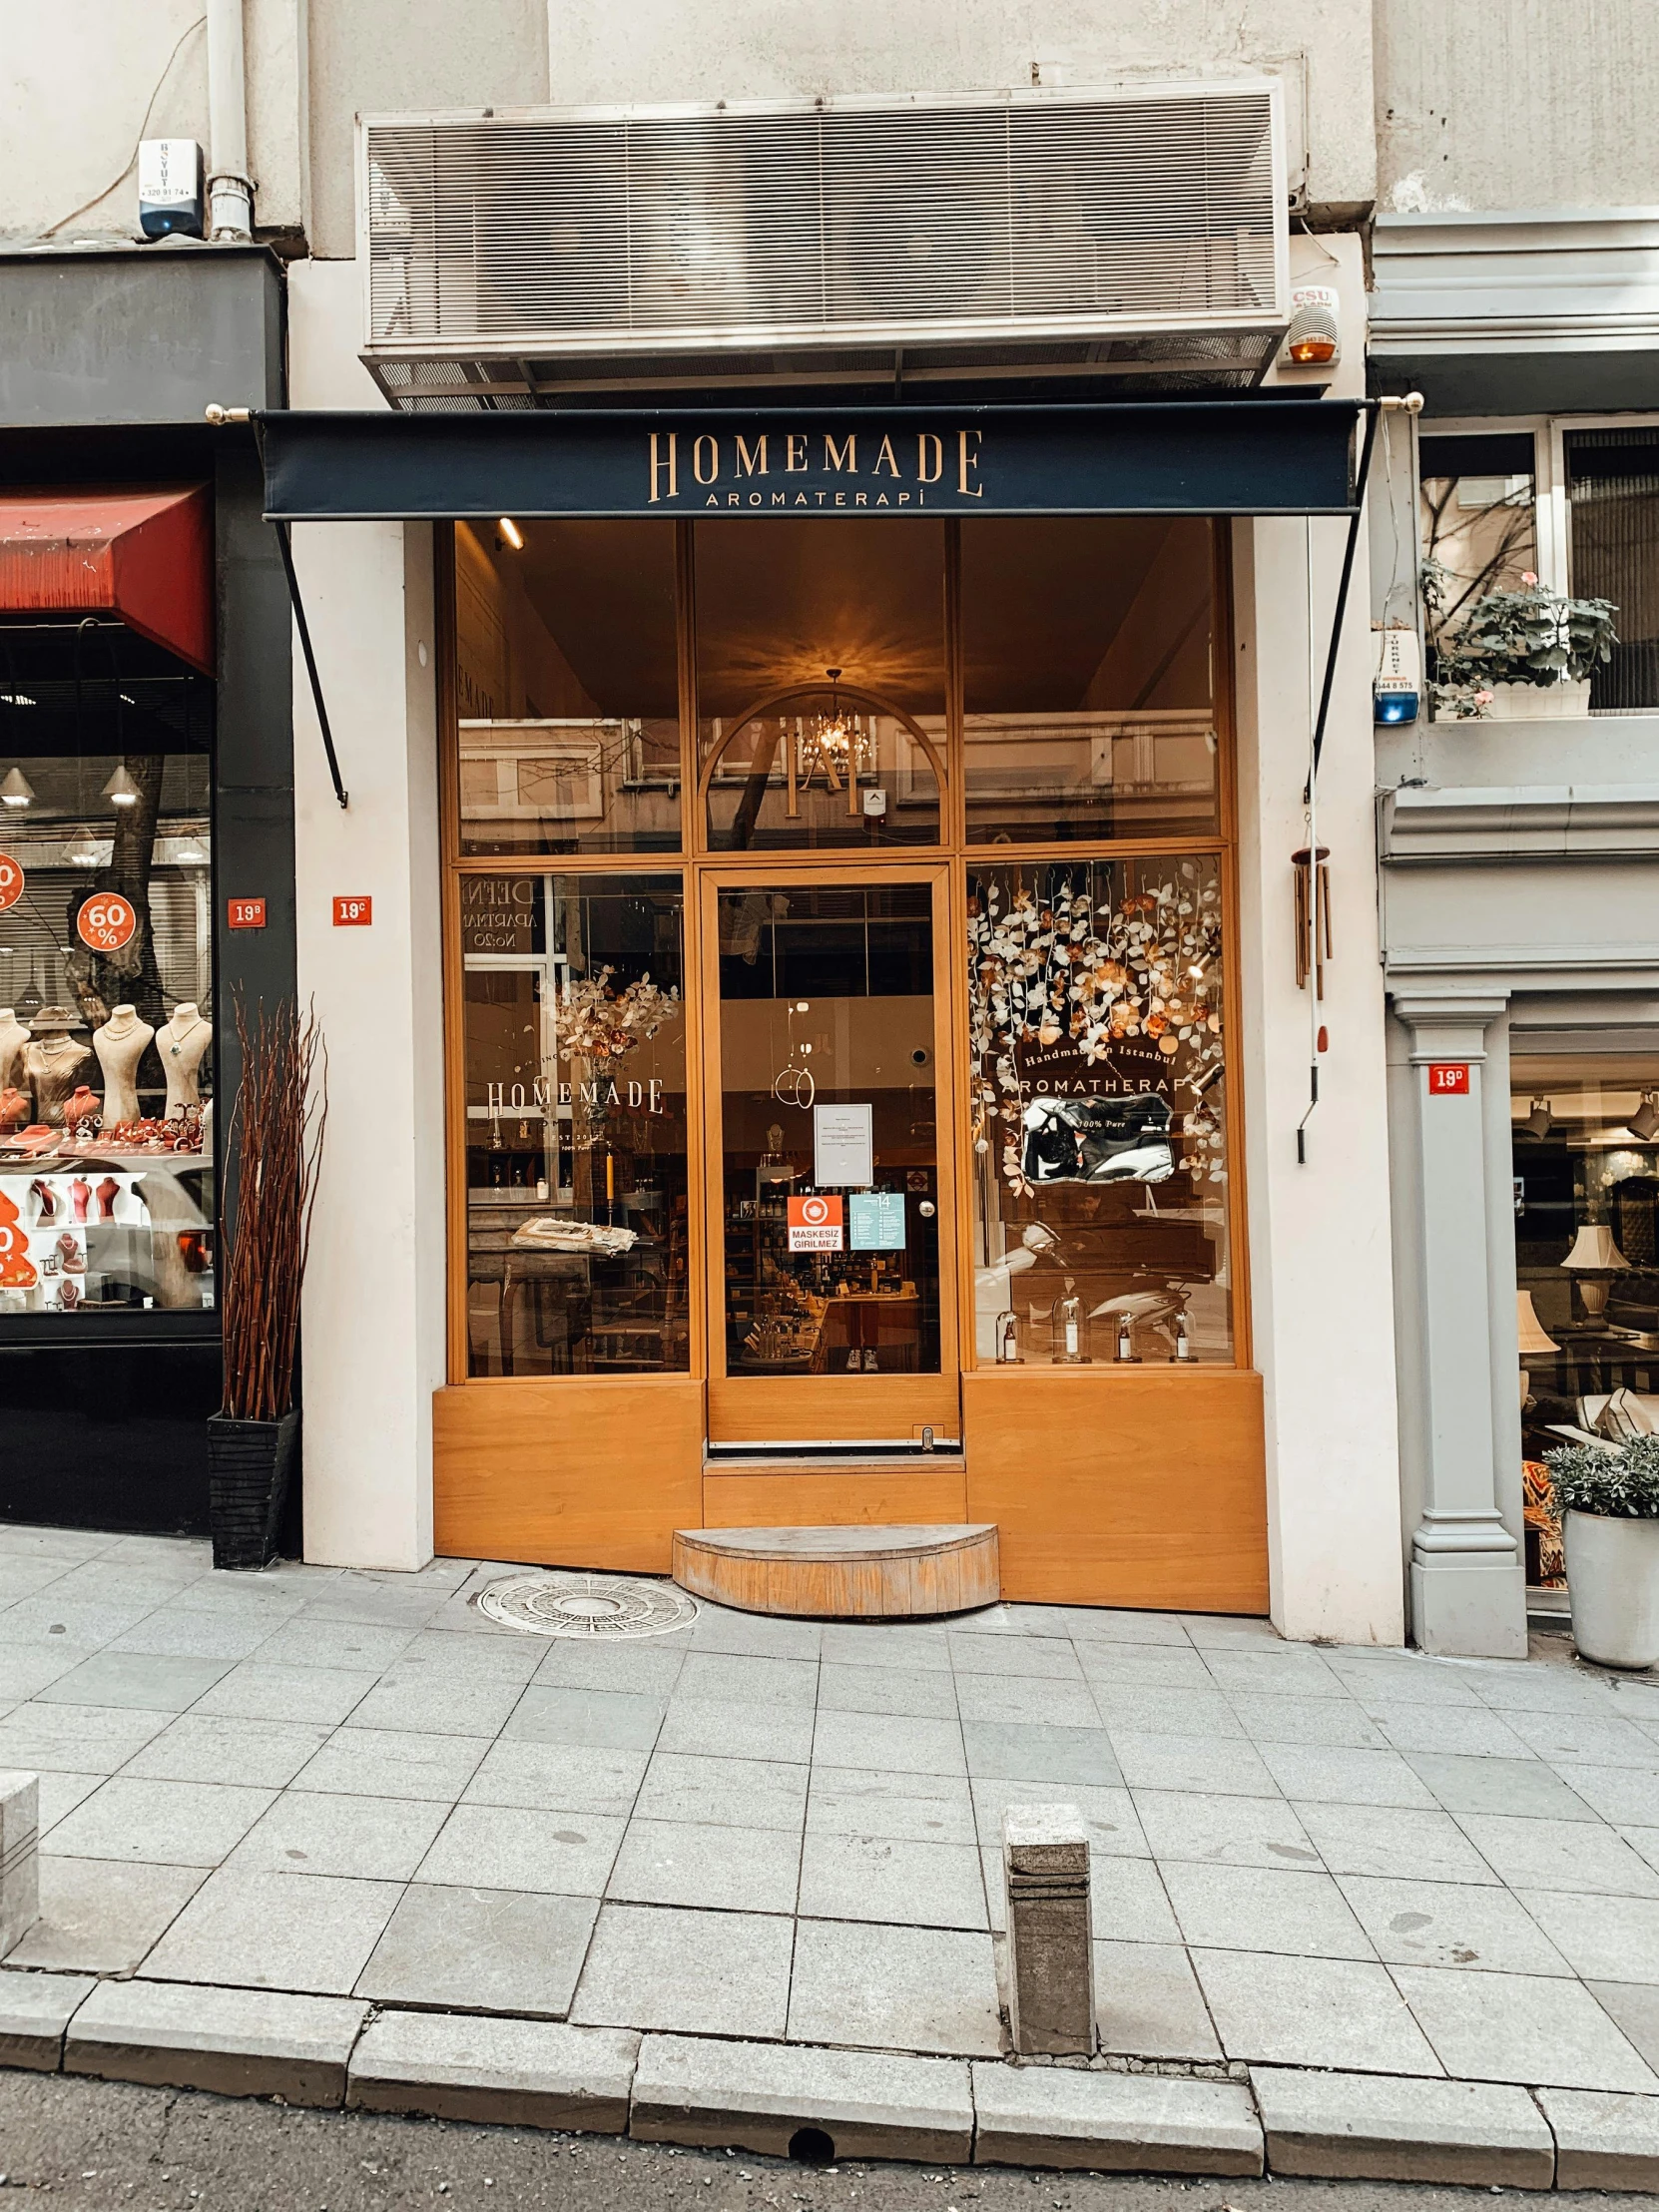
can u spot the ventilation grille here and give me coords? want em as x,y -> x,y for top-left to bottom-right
361,83 -> 1286,369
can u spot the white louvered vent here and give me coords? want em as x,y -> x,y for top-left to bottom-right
359,83 -> 1287,399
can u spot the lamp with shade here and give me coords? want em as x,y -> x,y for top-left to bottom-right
1562,1222 -> 1630,1325
1516,1289 -> 1560,1406
1628,1091 -> 1659,1144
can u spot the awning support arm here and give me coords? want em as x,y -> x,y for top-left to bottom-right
1309,392 -> 1422,781
207,405 -> 348,811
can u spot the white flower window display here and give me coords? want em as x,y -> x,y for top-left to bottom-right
967,863 -> 1226,1198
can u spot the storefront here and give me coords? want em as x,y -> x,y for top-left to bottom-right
263,391 -> 1380,1613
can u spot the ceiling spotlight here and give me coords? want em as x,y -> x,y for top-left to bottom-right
0,767 -> 34,811
102,764 -> 141,809
67,825 -> 104,868
497,517 -> 525,550
174,833 -> 209,866
1629,1091 -> 1659,1144
1521,1098 -> 1554,1141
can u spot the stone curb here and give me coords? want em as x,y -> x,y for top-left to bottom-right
1253,2067 -> 1554,2188
1537,2087 -> 1659,2192
348,2011 -> 637,2132
971,2062 -> 1262,2175
631,2034 -> 972,2162
64,1980 -> 368,2108
0,1970 -> 97,2073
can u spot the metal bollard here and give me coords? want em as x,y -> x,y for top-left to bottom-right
1002,1802 -> 1095,2056
0,1772 -> 39,1958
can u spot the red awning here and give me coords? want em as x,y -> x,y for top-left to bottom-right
0,486 -> 214,675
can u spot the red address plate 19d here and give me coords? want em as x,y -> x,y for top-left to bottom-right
1427,1062 -> 1470,1095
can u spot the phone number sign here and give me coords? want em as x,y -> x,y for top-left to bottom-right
77,892 -> 138,952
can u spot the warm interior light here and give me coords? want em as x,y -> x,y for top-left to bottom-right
0,767 -> 33,811
102,764 -> 141,809
68,825 -> 103,867
497,517 -> 525,550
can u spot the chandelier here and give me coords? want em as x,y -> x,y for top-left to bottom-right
786,669 -> 877,818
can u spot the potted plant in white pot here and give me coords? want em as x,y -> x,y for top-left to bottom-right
1427,568 -> 1618,722
208,994 -> 326,1570
1544,1434 -> 1659,1669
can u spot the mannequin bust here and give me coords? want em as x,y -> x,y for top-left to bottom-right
0,1009 -> 29,1092
160,1001 -> 212,1117
94,1005 -> 155,1127
22,1007 -> 92,1127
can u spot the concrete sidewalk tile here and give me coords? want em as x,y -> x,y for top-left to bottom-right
971,1780 -> 1146,1858
0,1600 -> 163,1649
675,1653 -> 819,1710
948,1634 -> 1083,1682
1193,1949 -> 1443,2075
463,1740 -> 650,1819
1227,1697 -> 1390,1752
1591,1981 -> 1659,2072
194,1662 -> 379,1727
123,1713 -> 330,1789
637,1752 -> 806,1833
1200,1650 -> 1349,1700
291,1727 -> 492,1804
0,1645 -> 95,1703
3,1857 -> 205,1975
816,1711 -> 966,1777
1257,1744 -> 1435,1809
64,1978 -> 366,2106
1560,1765 -> 1659,1826
1507,1708 -> 1659,1768
1163,1862 -> 1374,1960
1471,1662 -> 1624,1715
1058,1608 -> 1192,1647
35,1774 -> 103,1835
1074,1644 -> 1213,1690
0,1702 -> 174,1775
388,1628 -> 544,1682
1327,1655 -> 1484,1709
1392,1962 -> 1659,2091
1292,1802 -> 1497,1884
535,1643 -> 687,1698
253,1620 -> 421,1673
0,1968 -> 96,2069
1456,1812 -> 1659,1896
819,1624 -> 952,1671
349,2010 -> 637,2131
34,1653 -> 231,1712
688,1609 -> 821,1661
961,1721 -> 1118,1786
1109,1734 -> 1278,1799
1337,1876 -> 1571,1975
504,1686 -> 666,1752
970,2062 -> 1262,2175
0,1526 -> 112,1562
358,1886 -> 600,2017
1253,2066 -> 1554,2185
660,1699 -> 815,1764
143,1867 -> 402,1995
1094,1938 -> 1222,2061
1538,2087 -> 1659,2190
789,1920 -> 1000,2056
1512,1888 -> 1659,1982
346,1673 -> 526,1739
1091,1688 -> 1245,1740
572,1903 -> 793,2038
46,1778 -> 276,1868
815,1771 -> 975,1846
802,1833 -> 985,1931
1181,1615 -> 1286,1652
1369,1705 -> 1533,1760
107,1611 -> 280,1663
956,1675 -> 1101,1730
631,2032 -> 971,2161
416,1803 -> 625,1897
607,1818 -> 802,1914
1131,1790 -> 1319,1870
228,1792 -> 450,1882
1406,1752 -> 1602,1821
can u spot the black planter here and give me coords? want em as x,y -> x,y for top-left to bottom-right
207,1407 -> 300,1570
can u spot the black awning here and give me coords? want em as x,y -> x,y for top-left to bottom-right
259,398 -> 1363,521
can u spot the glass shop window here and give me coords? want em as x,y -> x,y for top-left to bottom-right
960,518 -> 1218,843
453,520 -> 682,855
461,872 -> 689,1378
966,854 -> 1232,1368
1566,427 -> 1659,711
1417,432 -> 1539,718
696,518 -> 945,849
0,637 -> 215,1320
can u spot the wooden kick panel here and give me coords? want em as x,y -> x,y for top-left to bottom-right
673,1522 -> 1000,1618
702,1466 -> 968,1530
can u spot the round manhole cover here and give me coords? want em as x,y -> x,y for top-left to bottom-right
475,1570 -> 698,1640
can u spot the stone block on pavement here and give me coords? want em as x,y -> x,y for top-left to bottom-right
0,1968 -> 95,2070
0,1773 -> 40,1957
348,2010 -> 637,2131
632,2033 -> 972,2162
971,2062 -> 1263,2174
1538,2088 -> 1659,2191
1253,2066 -> 1554,2185
1003,1805 -> 1094,2057
64,1979 -> 367,2106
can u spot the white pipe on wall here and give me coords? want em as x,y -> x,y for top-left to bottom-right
206,0 -> 253,239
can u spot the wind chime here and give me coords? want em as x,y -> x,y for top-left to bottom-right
1292,844 -> 1333,998
785,669 -> 876,819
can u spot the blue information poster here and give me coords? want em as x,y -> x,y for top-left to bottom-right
848,1191 -> 905,1250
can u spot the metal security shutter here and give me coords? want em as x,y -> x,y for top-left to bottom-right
360,82 -> 1287,407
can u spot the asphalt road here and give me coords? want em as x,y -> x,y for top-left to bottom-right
0,2075 -> 1648,2212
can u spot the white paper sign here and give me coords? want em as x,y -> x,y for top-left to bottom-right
814,1102 -> 873,1188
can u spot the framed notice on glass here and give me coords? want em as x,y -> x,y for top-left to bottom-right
814,1102 -> 873,1188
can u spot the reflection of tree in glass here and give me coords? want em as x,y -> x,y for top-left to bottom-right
63,753 -> 168,1030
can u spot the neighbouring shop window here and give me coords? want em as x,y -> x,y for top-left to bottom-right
961,518 -> 1218,842
1513,1060 -> 1659,1579
1566,427 -> 1659,711
697,519 -> 945,848
462,872 -> 689,1377
1417,433 -> 1539,720
966,855 -> 1231,1366
0,638 -> 215,1321
453,520 -> 681,855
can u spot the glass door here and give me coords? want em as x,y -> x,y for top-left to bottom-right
702,868 -> 960,1443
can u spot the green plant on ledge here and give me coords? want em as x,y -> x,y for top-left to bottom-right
1545,1434 -> 1659,1522
1423,562 -> 1618,719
